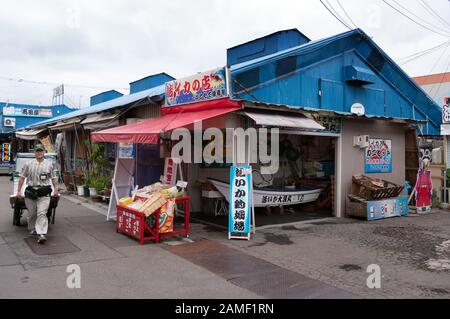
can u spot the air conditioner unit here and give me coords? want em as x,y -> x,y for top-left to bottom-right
353,135 -> 370,148
3,117 -> 16,128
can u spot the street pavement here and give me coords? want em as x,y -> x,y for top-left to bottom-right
1,175 -> 449,299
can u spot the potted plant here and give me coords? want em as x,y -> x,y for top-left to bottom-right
74,176 -> 86,196
88,175 -> 111,198
88,178 -> 98,197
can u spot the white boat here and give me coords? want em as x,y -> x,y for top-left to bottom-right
208,178 -> 322,208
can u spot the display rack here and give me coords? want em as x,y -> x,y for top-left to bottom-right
116,195 -> 191,245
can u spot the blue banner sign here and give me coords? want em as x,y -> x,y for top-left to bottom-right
367,197 -> 408,221
228,166 -> 252,235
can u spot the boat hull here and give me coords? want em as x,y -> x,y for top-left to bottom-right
208,178 -> 322,208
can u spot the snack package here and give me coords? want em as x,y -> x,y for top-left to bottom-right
159,199 -> 176,233
119,197 -> 134,206
140,193 -> 167,217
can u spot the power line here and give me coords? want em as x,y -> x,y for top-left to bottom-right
397,40 -> 450,65
0,76 -> 129,92
428,41 -> 450,75
431,50 -> 450,99
336,0 -> 358,29
390,0 -> 450,35
319,0 -> 353,30
325,0 -> 354,29
418,0 -> 450,28
382,0 -> 450,38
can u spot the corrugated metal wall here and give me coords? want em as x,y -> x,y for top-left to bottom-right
125,102 -> 161,120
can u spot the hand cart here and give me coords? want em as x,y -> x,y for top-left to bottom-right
10,195 -> 61,226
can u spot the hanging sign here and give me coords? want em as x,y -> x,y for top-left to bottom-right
118,143 -> 134,159
163,158 -> 179,186
164,67 -> 229,107
2,143 -> 11,162
365,139 -> 392,173
228,166 -> 252,238
443,96 -> 450,124
2,106 -> 52,118
313,116 -> 342,134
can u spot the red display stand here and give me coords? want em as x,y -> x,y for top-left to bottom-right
116,196 -> 191,245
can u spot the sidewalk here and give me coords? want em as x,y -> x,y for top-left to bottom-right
0,177 -> 356,299
2,176 -> 449,298
0,177 -> 259,298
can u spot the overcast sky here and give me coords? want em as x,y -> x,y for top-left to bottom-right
0,0 -> 449,108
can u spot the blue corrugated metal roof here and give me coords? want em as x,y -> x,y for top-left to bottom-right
230,30 -> 355,73
230,28 -> 442,135
27,84 -> 165,129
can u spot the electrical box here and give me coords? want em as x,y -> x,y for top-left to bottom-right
353,135 -> 370,148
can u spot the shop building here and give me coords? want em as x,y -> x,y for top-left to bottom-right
225,28 -> 440,219
414,72 -> 450,204
16,73 -> 173,190
92,28 -> 441,229
0,102 -> 75,173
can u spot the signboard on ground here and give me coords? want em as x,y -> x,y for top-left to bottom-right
164,67 -> 229,107
365,139 -> 392,173
228,166 -> 252,240
107,157 -> 135,221
367,197 -> 408,221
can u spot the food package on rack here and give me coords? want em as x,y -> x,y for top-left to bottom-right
139,193 -> 168,217
127,198 -> 146,210
159,199 -> 175,233
119,197 -> 134,206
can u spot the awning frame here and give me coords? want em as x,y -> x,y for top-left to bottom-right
15,128 -> 48,140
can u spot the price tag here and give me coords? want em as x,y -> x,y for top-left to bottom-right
176,180 -> 188,188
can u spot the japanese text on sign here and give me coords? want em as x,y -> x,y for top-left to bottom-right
365,139 -> 392,173
229,166 -> 252,235
2,143 -> 10,162
314,116 -> 342,134
165,68 -> 228,107
2,106 -> 52,118
443,97 -> 450,124
118,211 -> 141,239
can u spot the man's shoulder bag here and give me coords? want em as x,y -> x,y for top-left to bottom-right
25,186 -> 52,200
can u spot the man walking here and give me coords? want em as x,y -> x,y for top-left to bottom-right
16,144 -> 59,244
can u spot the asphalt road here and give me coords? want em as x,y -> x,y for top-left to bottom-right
2,174 -> 448,299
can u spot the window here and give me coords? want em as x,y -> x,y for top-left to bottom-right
234,68 -> 260,91
275,56 -> 297,78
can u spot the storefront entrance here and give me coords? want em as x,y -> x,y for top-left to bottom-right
194,131 -> 338,228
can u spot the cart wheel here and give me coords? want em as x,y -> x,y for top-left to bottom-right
13,206 -> 22,226
47,208 -> 55,224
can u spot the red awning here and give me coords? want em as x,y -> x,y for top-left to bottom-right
91,98 -> 242,144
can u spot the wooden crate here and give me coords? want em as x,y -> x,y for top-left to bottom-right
352,175 -> 404,200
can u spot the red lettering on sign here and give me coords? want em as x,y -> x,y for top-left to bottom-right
192,79 -> 201,92
167,84 -> 174,98
202,75 -> 211,90
174,82 -> 181,96
183,81 -> 191,94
